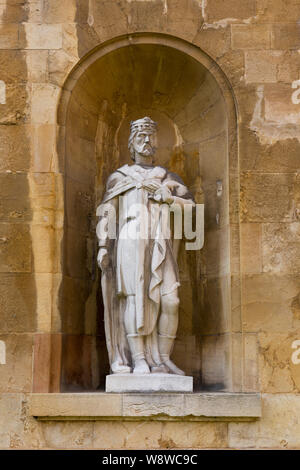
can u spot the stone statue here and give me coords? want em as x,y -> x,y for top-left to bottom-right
96,117 -> 195,379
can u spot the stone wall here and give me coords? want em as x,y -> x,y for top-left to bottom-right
0,0 -> 300,449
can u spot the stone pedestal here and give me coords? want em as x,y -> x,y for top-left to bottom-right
106,373 -> 193,393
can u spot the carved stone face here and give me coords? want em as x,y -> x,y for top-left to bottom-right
132,130 -> 156,159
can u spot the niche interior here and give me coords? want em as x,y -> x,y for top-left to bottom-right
57,35 -> 240,392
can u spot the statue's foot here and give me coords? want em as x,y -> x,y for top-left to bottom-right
163,359 -> 185,376
133,358 -> 151,374
111,361 -> 131,374
151,364 -> 169,374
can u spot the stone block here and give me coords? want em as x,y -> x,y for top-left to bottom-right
30,125 -> 55,172
0,51 -> 27,83
0,125 -> 31,172
93,421 -> 131,449
262,223 -> 300,274
0,24 -> 20,49
245,50 -> 282,84
0,394 -> 25,448
30,224 -> 55,273
239,125 -> 300,173
185,393 -> 261,418
114,421 -> 163,450
241,273 -> 300,333
0,273 -> 36,332
197,275 -> 231,335
204,0 -> 256,22
41,421 -> 93,449
272,23 -> 300,50
48,50 -> 77,87
0,2 -> 27,23
40,0 -> 77,23
201,334 -> 231,390
31,83 -> 60,125
243,333 -> 259,392
0,173 -> 31,223
193,26 -> 231,59
32,333 -> 51,393
256,0 -> 300,23
259,332 -> 300,393
241,223 -> 262,274
162,422 -> 228,448
0,334 -> 33,392
263,83 -> 300,126
24,23 -> 62,50
229,394 -> 300,448
0,223 -> 31,273
240,172 -> 295,222
60,276 -> 93,334
26,50 -> 48,83
123,393 -> 185,417
231,24 -> 271,50
0,83 -> 28,125
29,393 -> 122,417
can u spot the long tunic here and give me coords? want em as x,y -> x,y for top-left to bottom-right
96,163 -> 193,370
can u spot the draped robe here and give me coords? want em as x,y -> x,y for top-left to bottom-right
96,163 -> 193,372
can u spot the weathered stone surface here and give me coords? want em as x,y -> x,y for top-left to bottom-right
39,0 -> 77,23
0,24 -> 20,49
0,273 -> 36,332
193,26 -> 231,59
0,51 -> 27,83
245,50 -> 282,83
239,126 -> 300,173
0,125 -> 31,172
24,23 -> 62,50
0,2 -> 27,23
31,83 -> 60,125
272,23 -> 300,50
0,394 -> 25,448
243,333 -> 259,392
229,394 -> 300,448
241,274 -> 300,333
241,172 -> 296,222
232,24 -> 271,50
262,223 -> 300,274
256,0 -> 300,23
48,50 -> 77,87
41,421 -> 93,449
204,0 -> 256,22
185,393 -> 261,418
241,223 -> 262,274
29,393 -> 122,418
0,334 -> 33,392
161,422 -> 228,448
26,50 -> 48,83
123,394 -> 185,416
0,223 -> 31,273
0,173 -> 31,223
0,83 -> 28,125
259,332 -> 300,393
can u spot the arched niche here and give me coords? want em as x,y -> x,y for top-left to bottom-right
56,33 -> 240,392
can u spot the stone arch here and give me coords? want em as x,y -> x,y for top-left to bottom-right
50,33 -> 241,392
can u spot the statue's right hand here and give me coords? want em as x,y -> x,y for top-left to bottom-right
97,248 -> 109,270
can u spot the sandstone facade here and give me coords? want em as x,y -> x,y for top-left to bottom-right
0,0 -> 300,449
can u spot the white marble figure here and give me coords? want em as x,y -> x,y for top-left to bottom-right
96,117 -> 195,376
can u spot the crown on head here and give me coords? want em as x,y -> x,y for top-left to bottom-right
130,116 -> 157,134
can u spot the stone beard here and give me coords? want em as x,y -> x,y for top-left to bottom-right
96,117 -> 195,377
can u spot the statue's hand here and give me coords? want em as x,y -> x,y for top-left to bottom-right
97,248 -> 109,270
153,185 -> 174,204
